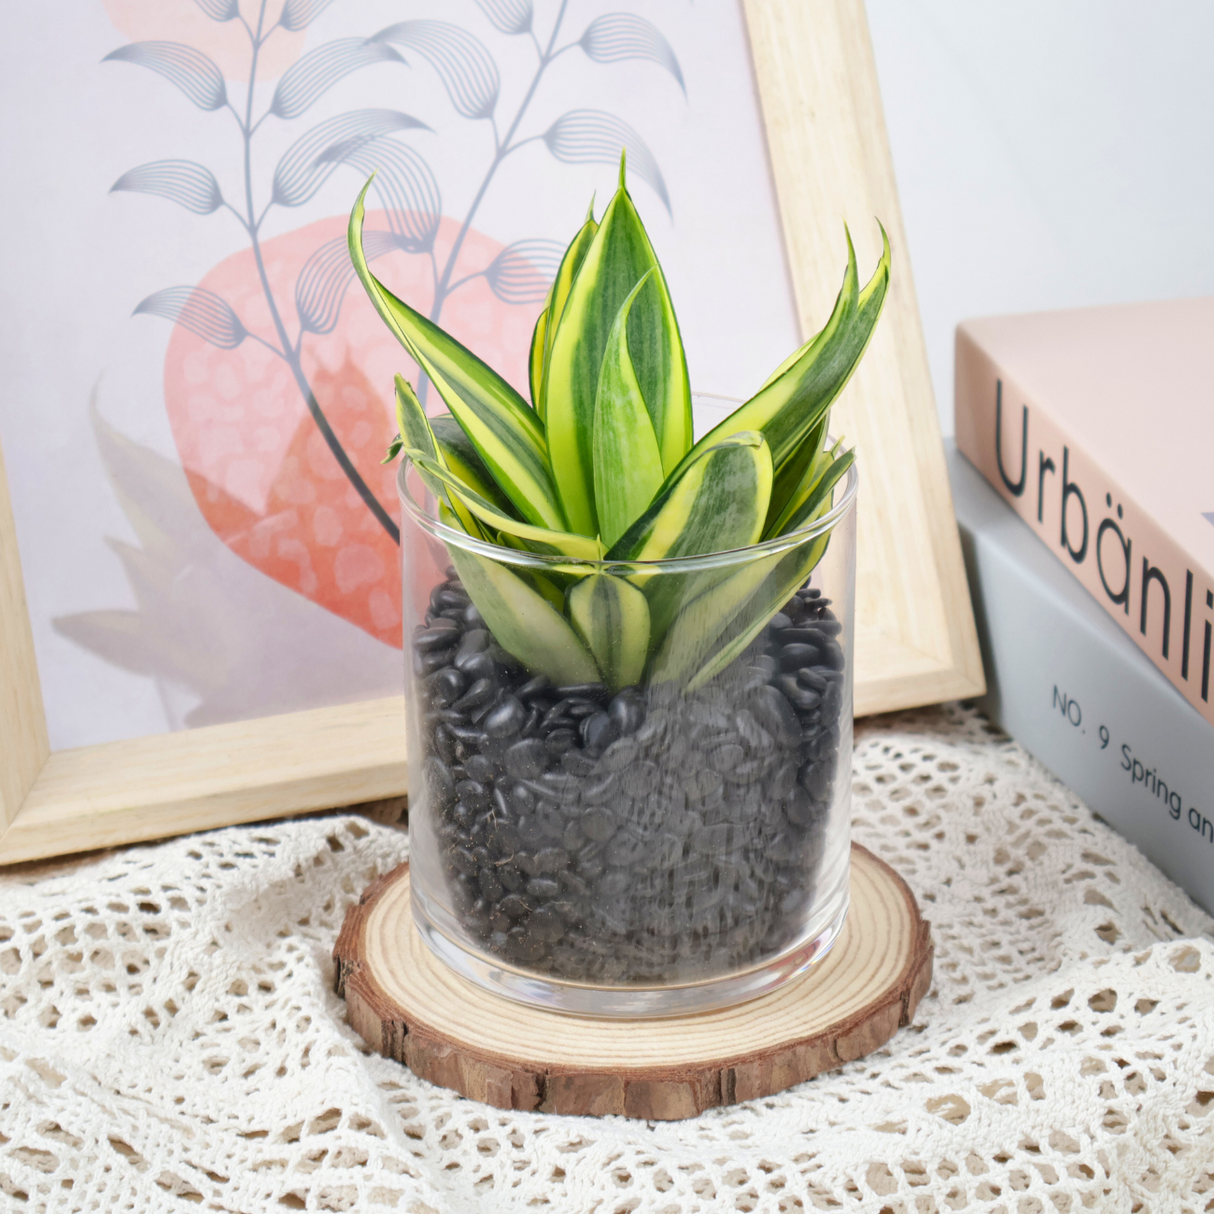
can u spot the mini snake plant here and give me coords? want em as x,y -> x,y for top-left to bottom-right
350,155 -> 889,693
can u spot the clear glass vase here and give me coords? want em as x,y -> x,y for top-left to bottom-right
398,397 -> 857,1016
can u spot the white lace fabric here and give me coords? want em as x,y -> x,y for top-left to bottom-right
1,705 -> 1212,1212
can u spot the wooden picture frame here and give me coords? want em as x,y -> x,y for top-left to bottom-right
0,0 -> 983,865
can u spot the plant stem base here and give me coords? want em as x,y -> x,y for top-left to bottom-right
333,843 -> 933,1120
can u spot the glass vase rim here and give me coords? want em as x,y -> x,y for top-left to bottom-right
397,427 -> 857,575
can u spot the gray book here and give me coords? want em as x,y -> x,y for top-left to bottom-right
948,442 -> 1214,915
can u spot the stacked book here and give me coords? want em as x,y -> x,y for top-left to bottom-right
951,299 -> 1214,915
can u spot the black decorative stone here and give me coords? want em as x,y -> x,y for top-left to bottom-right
412,571 -> 846,984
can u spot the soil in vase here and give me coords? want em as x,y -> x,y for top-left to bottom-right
414,571 -> 847,986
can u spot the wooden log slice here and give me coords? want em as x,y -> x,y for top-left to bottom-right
334,842 -> 932,1120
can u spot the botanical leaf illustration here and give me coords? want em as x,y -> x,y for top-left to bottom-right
370,21 -> 500,120
579,14 -> 685,92
111,161 -> 223,215
133,287 -> 246,349
543,111 -> 669,213
280,0 -> 337,32
193,0 -> 238,21
332,139 -> 441,254
103,43 -> 227,112
568,574 -> 650,691
270,39 -> 405,120
294,230 -> 397,337
483,240 -> 563,305
271,110 -> 428,208
472,0 -> 533,36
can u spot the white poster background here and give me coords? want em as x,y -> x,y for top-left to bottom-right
0,0 -> 803,750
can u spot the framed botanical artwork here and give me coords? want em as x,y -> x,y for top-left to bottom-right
0,0 -> 983,864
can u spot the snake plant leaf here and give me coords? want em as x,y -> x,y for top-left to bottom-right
770,448 -> 855,538
568,574 -> 651,691
444,542 -> 601,686
412,455 -> 604,561
606,431 -> 773,562
544,155 -> 675,535
429,413 -> 517,515
670,225 -> 889,485
391,376 -> 484,538
349,176 -> 565,531
764,432 -> 842,541
528,293 -> 550,411
648,549 -> 781,687
763,411 -> 828,532
625,260 -> 691,474
592,270 -> 666,548
535,208 -> 598,421
679,453 -> 854,688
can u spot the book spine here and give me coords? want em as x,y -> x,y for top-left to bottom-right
954,327 -> 1214,731
949,445 -> 1214,915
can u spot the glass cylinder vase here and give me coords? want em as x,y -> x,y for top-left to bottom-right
398,399 -> 857,1017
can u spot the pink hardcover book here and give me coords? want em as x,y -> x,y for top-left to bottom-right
955,299 -> 1214,729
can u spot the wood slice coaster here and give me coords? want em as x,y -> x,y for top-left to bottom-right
334,842 -> 932,1120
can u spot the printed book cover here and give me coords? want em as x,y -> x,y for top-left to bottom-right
954,299 -> 1214,730
949,442 -> 1213,916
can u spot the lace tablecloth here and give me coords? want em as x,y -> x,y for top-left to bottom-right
2,705 -> 1212,1212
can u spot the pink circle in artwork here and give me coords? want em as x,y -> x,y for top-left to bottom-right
162,212 -> 539,648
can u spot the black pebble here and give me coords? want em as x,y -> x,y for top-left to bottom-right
414,619 -> 460,652
415,571 -> 847,985
484,696 -> 526,738
580,712 -> 618,754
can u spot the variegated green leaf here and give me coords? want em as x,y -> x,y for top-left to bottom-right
568,574 -> 650,690
763,411 -> 828,533
592,270 -> 665,548
528,293 -> 550,411
393,374 -> 434,458
392,376 -> 486,539
770,448 -> 854,538
606,430 -> 772,562
670,225 -> 889,484
625,260 -> 690,473
544,157 -> 672,535
413,455 -> 604,561
764,434 -> 842,540
429,413 -> 516,514
648,549 -> 781,687
676,452 -> 854,688
684,537 -> 831,691
349,176 -> 565,530
536,207 -> 597,421
444,542 -> 601,686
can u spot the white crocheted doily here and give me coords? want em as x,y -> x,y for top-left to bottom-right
1,705 -> 1212,1212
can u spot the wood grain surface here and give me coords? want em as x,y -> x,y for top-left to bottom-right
334,843 -> 933,1120
743,0 -> 985,715
0,444 -> 48,834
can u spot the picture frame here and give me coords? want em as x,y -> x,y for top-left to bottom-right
0,0 -> 983,865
